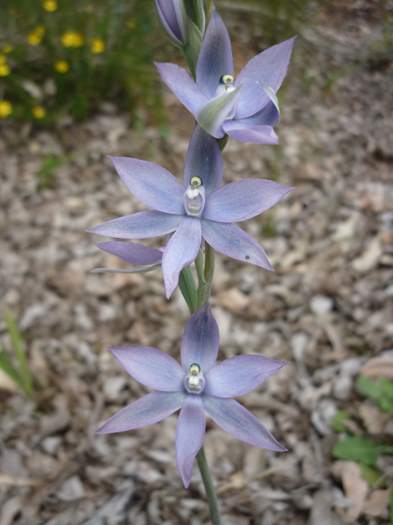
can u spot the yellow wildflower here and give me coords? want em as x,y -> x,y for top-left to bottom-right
0,55 -> 6,64
0,63 -> 10,77
54,60 -> 69,73
28,26 -> 45,46
61,31 -> 84,48
90,38 -> 105,54
0,100 -> 12,118
42,0 -> 57,12
32,105 -> 46,119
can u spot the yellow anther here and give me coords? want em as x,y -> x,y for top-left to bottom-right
189,363 -> 201,376
220,74 -> 234,85
190,176 -> 202,188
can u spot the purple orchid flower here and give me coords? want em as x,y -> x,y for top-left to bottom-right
98,305 -> 286,488
87,126 -> 292,298
155,11 -> 295,144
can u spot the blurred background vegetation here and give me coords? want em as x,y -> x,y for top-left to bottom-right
0,0 -> 318,125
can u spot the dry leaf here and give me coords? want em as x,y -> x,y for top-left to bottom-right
361,353 -> 393,379
363,489 -> 390,518
0,370 -> 19,393
332,461 -> 368,523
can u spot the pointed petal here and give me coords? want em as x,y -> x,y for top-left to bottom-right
181,304 -> 219,371
87,211 -> 182,240
110,156 -> 184,215
238,86 -> 280,126
197,87 -> 240,138
205,355 -> 285,398
236,37 -> 296,118
202,221 -> 273,270
155,0 -> 186,45
110,346 -> 184,392
223,121 -> 278,145
162,218 -> 201,298
98,241 -> 163,266
176,396 -> 206,488
204,179 -> 292,222
203,397 -> 286,451
97,391 -> 184,434
196,11 -> 233,98
184,125 -> 223,193
155,62 -> 208,117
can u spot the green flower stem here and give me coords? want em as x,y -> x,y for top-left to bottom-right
196,447 -> 222,525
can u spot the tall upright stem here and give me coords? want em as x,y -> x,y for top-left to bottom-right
196,448 -> 222,525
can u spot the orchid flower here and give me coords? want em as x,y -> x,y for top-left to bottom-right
156,11 -> 295,144
98,305 -> 286,488
87,126 -> 292,298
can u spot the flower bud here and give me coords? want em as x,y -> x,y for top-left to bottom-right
155,0 -> 187,46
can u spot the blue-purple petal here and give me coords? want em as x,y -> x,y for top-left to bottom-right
162,217 -> 202,298
155,62 -> 208,118
181,304 -> 219,371
223,121 -> 279,144
196,11 -> 233,98
176,396 -> 206,488
203,397 -> 286,451
202,221 -> 273,270
205,355 -> 285,398
110,346 -> 184,392
87,211 -> 182,240
97,241 -> 163,266
204,179 -> 292,223
110,156 -> 184,215
184,125 -> 223,193
97,391 -> 184,434
236,37 -> 296,119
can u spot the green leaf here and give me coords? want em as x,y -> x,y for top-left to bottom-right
332,436 -> 393,467
356,375 -> 393,413
330,410 -> 351,432
3,310 -> 33,395
0,345 -> 25,391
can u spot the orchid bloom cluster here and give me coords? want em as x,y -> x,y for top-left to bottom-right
88,0 -> 295,508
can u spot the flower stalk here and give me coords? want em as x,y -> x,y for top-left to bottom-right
196,447 -> 222,525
